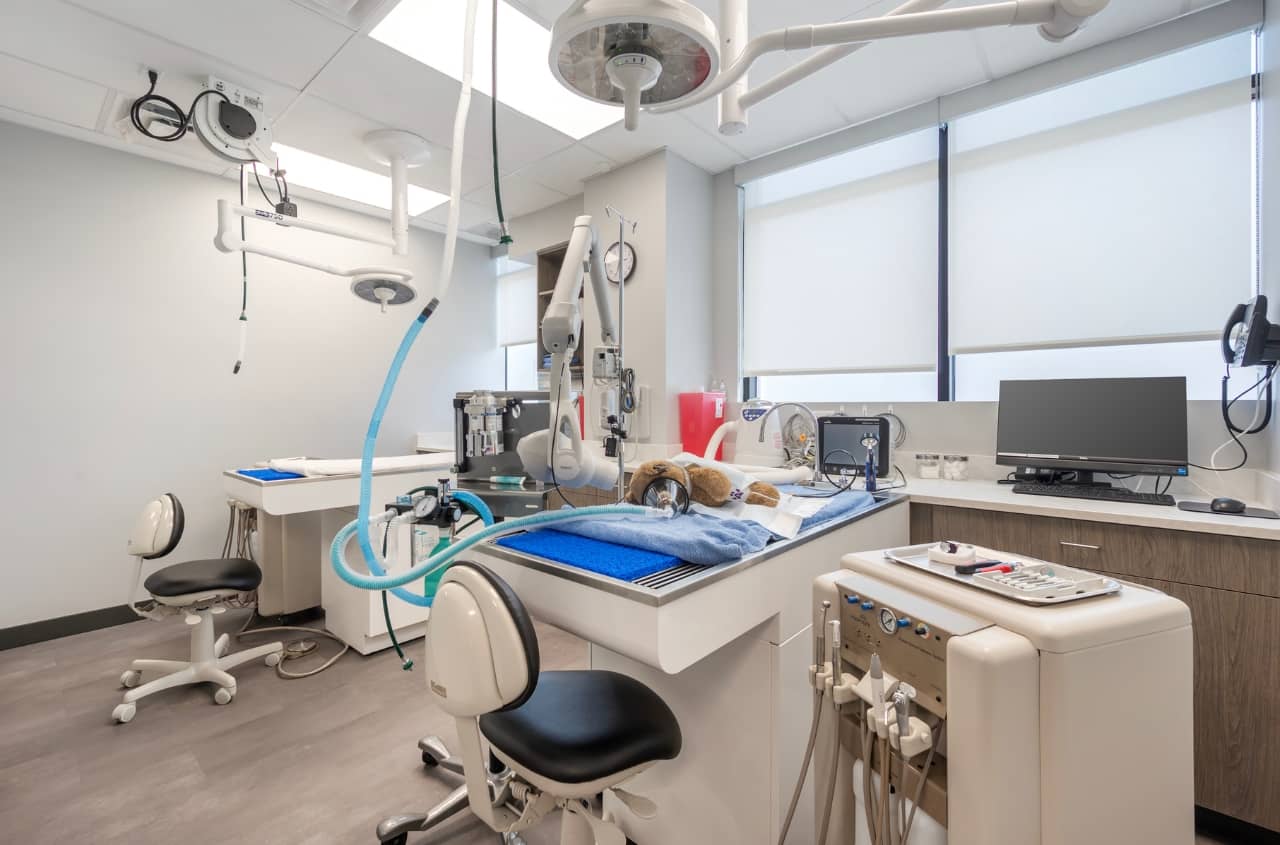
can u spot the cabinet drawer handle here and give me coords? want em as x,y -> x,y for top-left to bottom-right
1059,541 -> 1101,551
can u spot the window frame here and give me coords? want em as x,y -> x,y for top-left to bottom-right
737,30 -> 1258,405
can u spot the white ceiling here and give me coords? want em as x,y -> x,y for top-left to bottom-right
0,0 -> 1221,242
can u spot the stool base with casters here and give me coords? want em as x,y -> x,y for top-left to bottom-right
113,605 -> 283,723
376,561 -> 678,845
376,736 -> 527,845
114,494 -> 284,723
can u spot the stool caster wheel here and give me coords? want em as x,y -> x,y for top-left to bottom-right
383,835 -> 407,845
422,750 -> 437,767
213,687 -> 235,705
112,703 -> 136,724
265,652 -> 282,668
120,670 -> 141,689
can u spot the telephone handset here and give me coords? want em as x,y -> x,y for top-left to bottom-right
1218,295 -> 1278,439
1222,302 -> 1248,364
1222,295 -> 1280,368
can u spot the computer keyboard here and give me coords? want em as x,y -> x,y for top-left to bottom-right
1012,482 -> 1176,507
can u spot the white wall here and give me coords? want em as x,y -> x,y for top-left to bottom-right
0,120 -> 503,629
583,151 -> 673,446
506,194 -> 584,263
711,170 -> 742,399
664,154 -> 716,443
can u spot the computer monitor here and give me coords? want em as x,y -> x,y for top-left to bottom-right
996,377 -> 1189,481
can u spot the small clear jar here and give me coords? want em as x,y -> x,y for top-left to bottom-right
916,453 -> 941,479
942,454 -> 969,481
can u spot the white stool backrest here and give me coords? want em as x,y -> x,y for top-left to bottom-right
127,493 -> 184,560
425,562 -> 539,718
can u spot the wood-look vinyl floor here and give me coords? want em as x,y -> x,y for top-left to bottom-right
0,612 -> 1243,844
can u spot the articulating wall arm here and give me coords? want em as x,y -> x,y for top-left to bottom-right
516,215 -> 621,490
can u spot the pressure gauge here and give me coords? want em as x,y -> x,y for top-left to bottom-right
413,495 -> 438,519
878,607 -> 899,636
604,241 -> 636,283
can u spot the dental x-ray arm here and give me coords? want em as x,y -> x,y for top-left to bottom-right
517,215 -> 620,489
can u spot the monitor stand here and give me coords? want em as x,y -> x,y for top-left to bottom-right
1054,471 -> 1112,488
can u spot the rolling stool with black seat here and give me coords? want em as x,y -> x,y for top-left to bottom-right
376,561 -> 681,845
111,493 -> 283,723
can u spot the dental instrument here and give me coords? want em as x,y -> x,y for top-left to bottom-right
549,0 -> 1109,135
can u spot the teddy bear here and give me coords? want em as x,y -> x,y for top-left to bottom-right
625,459 -> 782,509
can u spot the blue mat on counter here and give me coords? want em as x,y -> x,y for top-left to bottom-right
237,468 -> 305,481
495,530 -> 679,581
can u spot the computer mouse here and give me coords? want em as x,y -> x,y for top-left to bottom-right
1210,497 -> 1247,514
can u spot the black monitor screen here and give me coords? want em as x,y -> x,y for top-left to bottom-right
996,377 -> 1188,476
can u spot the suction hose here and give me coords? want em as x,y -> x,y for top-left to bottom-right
328,0 -> 657,607
327,298 -> 656,605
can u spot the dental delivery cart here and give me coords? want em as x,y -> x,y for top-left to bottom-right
810,544 -> 1194,845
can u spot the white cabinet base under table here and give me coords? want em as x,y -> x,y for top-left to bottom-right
472,494 -> 910,845
223,460 -> 453,653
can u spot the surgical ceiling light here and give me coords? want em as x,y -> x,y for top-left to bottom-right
549,0 -> 1111,134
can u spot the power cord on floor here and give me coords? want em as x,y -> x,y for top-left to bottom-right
222,501 -> 350,679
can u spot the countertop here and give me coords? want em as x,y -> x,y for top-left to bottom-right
900,477 -> 1280,541
479,492 -> 909,606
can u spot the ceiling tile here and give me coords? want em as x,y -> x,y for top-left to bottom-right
65,0 -> 353,90
274,93 -> 494,196
418,196 -> 494,230
0,0 -> 300,121
466,173 -> 568,218
973,0 -> 1188,78
511,142 -> 615,196
579,109 -> 742,174
0,54 -> 108,131
307,37 -> 576,173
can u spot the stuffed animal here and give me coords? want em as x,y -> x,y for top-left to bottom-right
626,459 -> 782,509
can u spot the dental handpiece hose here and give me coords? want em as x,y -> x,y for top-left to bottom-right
816,618 -> 842,845
775,602 -> 829,845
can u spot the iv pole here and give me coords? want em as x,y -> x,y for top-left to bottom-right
605,205 -> 636,503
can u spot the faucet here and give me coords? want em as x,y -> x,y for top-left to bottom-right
756,402 -> 819,482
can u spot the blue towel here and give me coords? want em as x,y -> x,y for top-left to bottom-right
553,510 -> 774,566
550,489 -> 878,566
237,468 -> 305,481
495,530 -> 679,581
493,489 -> 880,576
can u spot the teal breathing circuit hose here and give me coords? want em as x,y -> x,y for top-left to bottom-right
329,298 -> 658,607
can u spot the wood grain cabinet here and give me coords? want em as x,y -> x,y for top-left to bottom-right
910,503 -> 1280,833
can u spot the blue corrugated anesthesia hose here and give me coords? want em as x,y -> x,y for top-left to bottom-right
329,298 -> 659,607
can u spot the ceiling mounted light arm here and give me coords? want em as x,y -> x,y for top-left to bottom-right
734,0 -> 948,114
656,0 -> 1104,114
556,0 -> 1107,133
214,200 -> 416,310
